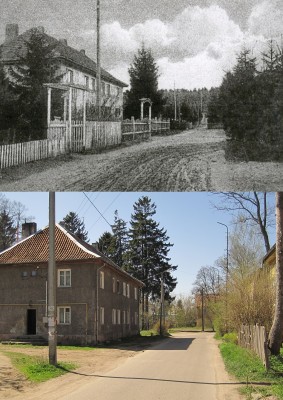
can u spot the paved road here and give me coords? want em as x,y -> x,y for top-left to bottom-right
59,332 -> 242,400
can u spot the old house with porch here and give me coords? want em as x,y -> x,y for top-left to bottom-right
0,223 -> 143,345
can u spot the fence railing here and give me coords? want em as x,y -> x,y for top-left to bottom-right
122,117 -> 170,137
238,324 -> 270,369
0,121 -> 122,169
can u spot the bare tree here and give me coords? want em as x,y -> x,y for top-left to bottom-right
268,192 -> 283,355
212,192 -> 274,252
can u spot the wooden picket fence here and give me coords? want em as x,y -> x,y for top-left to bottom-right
122,117 -> 170,140
0,137 -> 67,169
238,324 -> 270,369
0,121 -> 122,169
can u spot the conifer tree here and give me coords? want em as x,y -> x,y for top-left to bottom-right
61,211 -> 88,242
111,210 -> 128,268
0,210 -> 17,251
124,46 -> 164,119
97,231 -> 115,259
8,28 -> 60,140
126,196 -> 177,328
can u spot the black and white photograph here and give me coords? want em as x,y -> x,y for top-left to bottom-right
1,1 -> 283,400
0,0 -> 282,191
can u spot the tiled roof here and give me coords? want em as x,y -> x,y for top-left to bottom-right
0,224 -> 101,264
0,224 -> 144,286
0,27 -> 128,88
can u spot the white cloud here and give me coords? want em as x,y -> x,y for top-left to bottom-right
81,2 -> 282,89
248,0 -> 283,39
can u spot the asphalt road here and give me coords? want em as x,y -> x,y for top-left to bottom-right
59,332 -> 242,400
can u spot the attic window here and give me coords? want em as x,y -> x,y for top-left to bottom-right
31,270 -> 37,277
21,271 -> 28,278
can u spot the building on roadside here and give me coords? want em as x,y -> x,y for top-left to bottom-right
0,223 -> 143,345
0,24 -> 128,122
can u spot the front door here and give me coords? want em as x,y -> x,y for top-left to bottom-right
27,309 -> 36,335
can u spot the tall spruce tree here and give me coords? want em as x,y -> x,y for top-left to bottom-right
61,211 -> 88,242
219,49 -> 258,140
126,196 -> 177,328
124,46 -> 164,119
111,210 -> 128,268
8,28 -> 60,140
97,231 -> 115,259
0,210 -> 17,251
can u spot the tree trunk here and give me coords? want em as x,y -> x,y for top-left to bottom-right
268,192 -> 283,355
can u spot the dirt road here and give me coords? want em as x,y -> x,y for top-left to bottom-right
1,333 -> 243,400
1,128 -> 282,191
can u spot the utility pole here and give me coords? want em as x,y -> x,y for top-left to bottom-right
217,221 -> 229,333
174,82 -> 177,121
160,273 -> 165,335
201,288 -> 204,332
48,192 -> 57,365
96,0 -> 101,120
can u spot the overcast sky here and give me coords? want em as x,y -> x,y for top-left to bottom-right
2,192 -> 276,296
2,0 -> 283,89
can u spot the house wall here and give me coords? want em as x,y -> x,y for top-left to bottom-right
58,65 -> 123,120
0,262 -> 140,345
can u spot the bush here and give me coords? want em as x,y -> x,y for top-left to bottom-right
152,320 -> 170,336
223,332 -> 238,344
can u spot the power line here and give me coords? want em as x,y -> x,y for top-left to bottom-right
83,192 -> 112,228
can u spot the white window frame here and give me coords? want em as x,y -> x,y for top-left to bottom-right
58,306 -> 71,325
123,282 -> 126,296
126,283 -> 130,298
67,69 -> 74,84
117,309 -> 121,325
100,307 -> 104,325
58,269 -> 71,287
100,271 -> 104,289
122,310 -> 126,324
112,309 -> 116,325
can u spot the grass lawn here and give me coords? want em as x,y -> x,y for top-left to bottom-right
220,341 -> 283,399
4,351 -> 77,383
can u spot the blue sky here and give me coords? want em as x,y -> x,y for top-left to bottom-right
2,191 -> 276,296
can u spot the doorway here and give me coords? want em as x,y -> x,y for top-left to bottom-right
27,309 -> 36,335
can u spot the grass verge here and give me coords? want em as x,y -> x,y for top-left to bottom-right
4,351 -> 77,383
219,341 -> 283,399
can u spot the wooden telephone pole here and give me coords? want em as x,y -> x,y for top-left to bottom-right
96,0 -> 101,120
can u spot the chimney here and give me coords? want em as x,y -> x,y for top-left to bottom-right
80,49 -> 86,56
22,222 -> 37,239
5,24 -> 19,42
59,38 -> 68,46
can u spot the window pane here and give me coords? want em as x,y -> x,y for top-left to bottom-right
59,271 -> 64,286
59,308 -> 64,323
65,308 -> 71,324
65,271 -> 71,286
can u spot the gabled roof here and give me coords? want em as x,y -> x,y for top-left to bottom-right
0,224 -> 101,264
0,223 -> 143,286
0,27 -> 128,88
